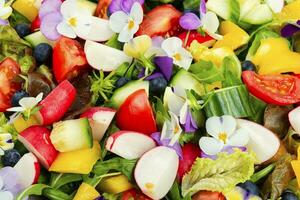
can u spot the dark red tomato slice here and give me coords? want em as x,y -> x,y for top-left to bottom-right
136,4 -> 182,37
0,58 -> 21,112
37,80 -> 76,125
242,71 -> 300,105
31,15 -> 40,32
192,191 -> 225,200
178,31 -> 215,47
53,37 -> 88,83
121,189 -> 152,200
95,0 -> 112,19
116,89 -> 157,135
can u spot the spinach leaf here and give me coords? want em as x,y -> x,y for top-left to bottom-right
167,181 -> 184,200
16,184 -> 49,200
49,173 -> 82,189
93,157 -> 137,181
42,187 -> 72,200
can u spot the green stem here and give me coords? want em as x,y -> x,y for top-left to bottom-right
250,163 -> 276,183
139,55 -> 156,76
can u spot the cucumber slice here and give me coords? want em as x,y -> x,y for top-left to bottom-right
241,4 -> 273,25
50,118 -> 93,152
24,31 -> 55,47
206,0 -> 240,22
238,0 -> 260,18
110,80 -> 149,108
170,69 -> 205,98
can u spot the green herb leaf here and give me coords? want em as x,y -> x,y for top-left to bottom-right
49,173 -> 82,189
181,150 -> 255,197
105,34 -> 123,50
102,192 -> 120,200
16,184 -> 49,200
8,9 -> 30,27
42,187 -> 72,200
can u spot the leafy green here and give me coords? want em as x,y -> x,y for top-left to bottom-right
167,181 -> 192,200
183,0 -> 200,10
250,163 -> 275,183
284,127 -> 300,155
105,34 -> 123,50
181,150 -> 255,197
189,60 -> 224,84
220,56 -> 242,87
102,192 -> 120,200
16,184 -> 49,200
287,179 -> 300,198
248,95 -> 267,123
93,157 -> 137,181
42,187 -> 72,200
153,97 -> 170,128
0,113 -> 18,140
49,173 -> 82,189
8,9 -> 30,27
262,154 -> 295,200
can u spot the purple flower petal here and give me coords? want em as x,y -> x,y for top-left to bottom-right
121,0 -> 144,13
39,0 -> 62,19
152,36 -> 164,47
0,19 -> 8,26
151,132 -> 183,159
154,56 -> 173,81
145,72 -> 164,80
40,12 -> 63,41
200,146 -> 247,160
183,110 -> 198,133
297,20 -> 300,26
0,167 -> 23,195
108,0 -> 123,14
281,23 -> 300,37
179,13 -> 201,30
138,68 -> 145,79
199,0 -> 207,19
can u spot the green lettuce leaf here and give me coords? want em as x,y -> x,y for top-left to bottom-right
181,150 -> 255,197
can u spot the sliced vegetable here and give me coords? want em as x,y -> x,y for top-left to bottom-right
73,182 -> 100,200
98,175 -> 133,194
178,31 -> 215,47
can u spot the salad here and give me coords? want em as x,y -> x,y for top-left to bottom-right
1,0 -> 300,199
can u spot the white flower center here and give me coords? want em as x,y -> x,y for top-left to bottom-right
173,53 -> 182,61
128,19 -> 135,30
68,17 -> 77,27
218,132 -> 227,143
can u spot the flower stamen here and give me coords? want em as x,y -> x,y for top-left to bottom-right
218,132 -> 227,143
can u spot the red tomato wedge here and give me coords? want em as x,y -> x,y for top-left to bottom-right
0,58 -> 21,112
242,71 -> 300,105
136,4 -> 182,37
178,31 -> 215,47
116,89 -> 157,135
95,0 -> 112,19
192,191 -> 225,200
31,15 -> 40,32
121,189 -> 152,200
37,80 -> 76,125
53,37 -> 88,83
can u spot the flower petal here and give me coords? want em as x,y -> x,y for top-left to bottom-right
199,0 -> 206,19
179,13 -> 201,30
121,0 -> 144,14
109,11 -> 129,33
108,0 -> 122,14
0,133 -> 13,150
202,11 -> 219,35
40,12 -> 63,41
35,93 -> 43,103
152,36 -> 164,47
0,149 -> 4,156
0,0 -> 4,7
60,0 -> 78,18
19,97 -> 38,109
130,2 -> 143,25
0,167 -> 22,191
206,115 -> 237,138
266,0 -> 284,13
118,25 -> 136,42
199,136 -> 223,156
227,128 -> 249,147
183,109 -> 198,133
179,101 -> 189,125
161,37 -> 183,56
0,6 -> 12,19
57,21 -> 76,38
281,23 -> 300,37
154,56 -> 173,81
39,0 -> 61,19
0,191 -> 13,200
6,107 -> 25,112
163,87 -> 185,116
124,34 -> 152,58
174,48 -> 193,70
144,72 -> 164,81
0,18 -> 8,25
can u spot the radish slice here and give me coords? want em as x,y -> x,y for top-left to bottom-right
289,106 -> 300,134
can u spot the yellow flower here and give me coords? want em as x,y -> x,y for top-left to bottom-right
123,35 -> 152,58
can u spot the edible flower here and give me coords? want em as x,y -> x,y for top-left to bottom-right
0,0 -> 12,20
0,133 -> 14,154
161,37 -> 193,70
109,0 -> 144,14
179,0 -> 221,39
199,115 -> 249,156
281,20 -> 300,37
160,111 -> 183,146
0,167 -> 24,200
109,2 -> 143,42
179,101 -> 198,133
6,93 -> 43,120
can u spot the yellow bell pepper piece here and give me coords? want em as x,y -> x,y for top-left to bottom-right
276,0 -> 300,23
291,160 -> 300,188
213,21 -> 250,51
73,182 -> 100,200
13,115 -> 40,133
12,0 -> 38,21
49,141 -> 100,174
252,38 -> 300,75
97,174 -> 133,194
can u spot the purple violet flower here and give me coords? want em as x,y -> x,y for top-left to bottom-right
0,19 -> 8,25
281,20 -> 300,37
200,146 -> 247,160
183,109 -> 198,133
151,132 -> 183,159
109,0 -> 144,14
0,167 -> 24,199
179,0 -> 206,30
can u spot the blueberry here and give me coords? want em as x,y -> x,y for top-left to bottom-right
242,60 -> 256,71
116,77 -> 130,88
2,149 -> 21,167
150,77 -> 167,95
237,181 -> 260,196
34,43 -> 52,63
11,90 -> 29,107
281,190 -> 299,200
14,23 -> 31,38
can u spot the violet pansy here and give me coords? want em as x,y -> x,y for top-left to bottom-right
0,167 -> 24,199
109,0 -> 144,14
281,20 -> 300,37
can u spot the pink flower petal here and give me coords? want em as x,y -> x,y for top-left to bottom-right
39,0 -> 62,19
40,12 -> 63,41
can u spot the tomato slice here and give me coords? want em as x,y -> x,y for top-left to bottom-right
116,89 -> 157,135
121,189 -> 152,200
242,71 -> 300,105
192,191 -> 225,200
136,4 -> 182,37
178,31 -> 215,47
95,0 -> 112,19
53,37 -> 88,83
31,15 -> 40,32
0,58 -> 21,112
